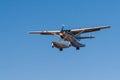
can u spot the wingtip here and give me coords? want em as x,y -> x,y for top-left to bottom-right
28,31 -> 38,34
101,25 -> 111,29
28,32 -> 32,34
107,25 -> 111,28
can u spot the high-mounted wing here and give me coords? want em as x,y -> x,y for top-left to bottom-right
29,30 -> 60,35
71,26 -> 110,35
29,26 -> 110,35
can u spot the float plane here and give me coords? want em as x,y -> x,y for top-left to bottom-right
29,25 -> 110,51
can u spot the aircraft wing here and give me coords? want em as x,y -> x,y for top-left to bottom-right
29,30 -> 60,35
71,26 -> 110,34
29,26 -> 110,35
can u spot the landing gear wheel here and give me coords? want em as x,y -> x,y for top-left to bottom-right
59,48 -> 63,51
76,47 -> 80,50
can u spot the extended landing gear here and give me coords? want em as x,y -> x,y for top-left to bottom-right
52,46 -> 54,48
76,47 -> 80,50
59,48 -> 63,51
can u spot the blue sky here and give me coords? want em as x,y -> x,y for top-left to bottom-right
0,0 -> 120,80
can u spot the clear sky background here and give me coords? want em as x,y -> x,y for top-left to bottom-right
0,0 -> 120,80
